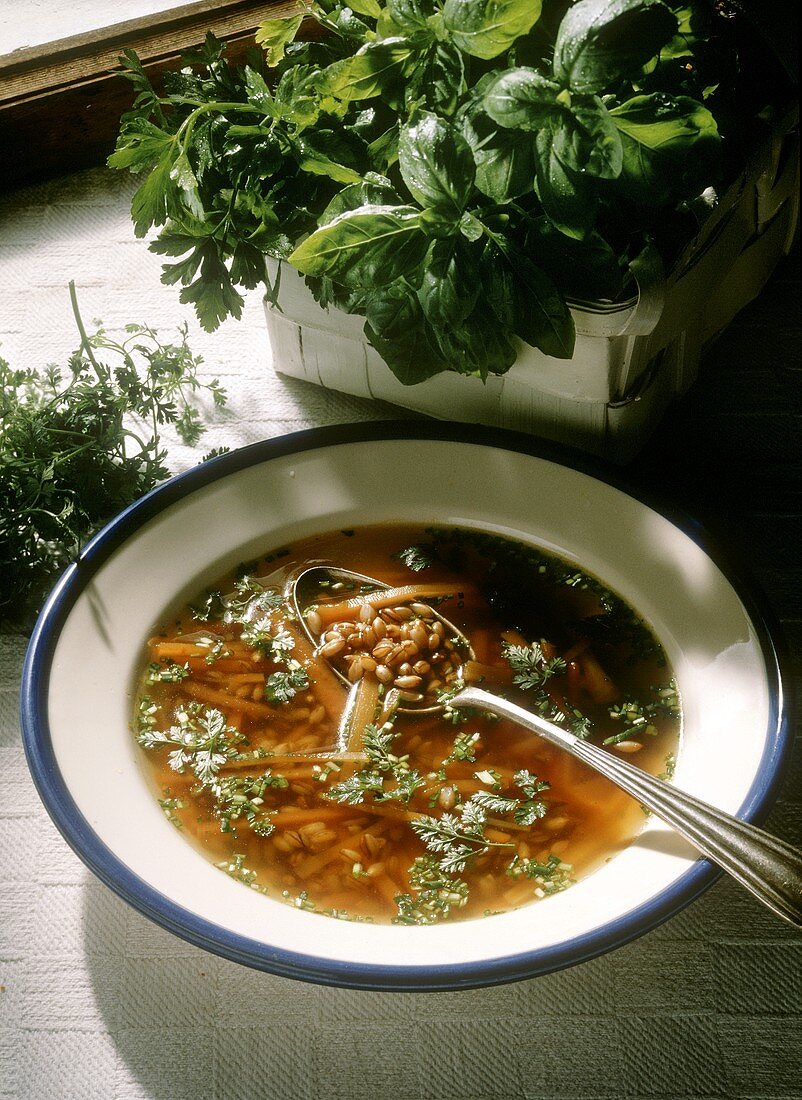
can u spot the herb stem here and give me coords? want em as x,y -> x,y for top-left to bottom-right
68,279 -> 105,379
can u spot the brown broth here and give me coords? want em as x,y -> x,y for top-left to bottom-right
134,524 -> 680,924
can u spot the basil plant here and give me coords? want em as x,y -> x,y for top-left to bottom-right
110,0 -> 742,385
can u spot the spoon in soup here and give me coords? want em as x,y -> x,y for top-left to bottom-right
289,565 -> 802,928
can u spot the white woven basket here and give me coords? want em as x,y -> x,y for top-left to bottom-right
267,105 -> 799,462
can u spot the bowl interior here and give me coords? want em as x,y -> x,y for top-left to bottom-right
27,433 -> 781,987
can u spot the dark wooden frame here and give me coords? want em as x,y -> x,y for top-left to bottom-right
0,0 -> 299,189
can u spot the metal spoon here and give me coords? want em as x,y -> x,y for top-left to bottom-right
290,565 -> 802,927
287,564 -> 474,714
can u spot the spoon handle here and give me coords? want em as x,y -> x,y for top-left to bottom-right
451,686 -> 802,928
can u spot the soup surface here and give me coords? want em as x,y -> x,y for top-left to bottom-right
135,525 -> 680,924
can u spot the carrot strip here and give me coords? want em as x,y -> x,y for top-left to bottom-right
149,642 -> 211,660
370,871 -> 404,906
576,649 -> 619,704
338,677 -> 380,757
284,625 -> 346,721
315,584 -> 459,626
271,805 -> 364,828
220,750 -> 367,771
463,660 -> 513,686
181,681 -> 278,718
295,820 -> 389,879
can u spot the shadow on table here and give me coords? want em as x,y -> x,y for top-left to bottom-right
80,819 -> 802,1100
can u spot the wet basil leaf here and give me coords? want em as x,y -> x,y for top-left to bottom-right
406,41 -> 467,114
387,0 -> 436,31
507,247 -> 576,358
399,112 -> 475,214
319,175 -> 401,225
609,93 -> 720,204
317,38 -> 415,102
418,237 -> 480,325
534,132 -> 598,239
364,283 -> 450,383
483,67 -> 562,130
553,0 -> 678,93
462,103 -> 536,201
434,305 -> 518,378
552,94 -> 622,178
526,217 -> 625,300
443,0 -> 542,60
289,205 -> 427,288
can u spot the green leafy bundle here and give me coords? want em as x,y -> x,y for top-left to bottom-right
0,283 -> 226,627
110,0 -> 759,385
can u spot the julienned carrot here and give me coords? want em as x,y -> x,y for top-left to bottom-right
149,642 -> 211,660
575,648 -> 619,704
286,625 -> 345,720
182,680 -> 278,718
220,750 -> 368,771
315,584 -> 460,625
272,805 -> 364,828
463,659 -> 513,686
295,819 -> 390,879
370,871 -> 405,906
338,677 -> 380,757
185,658 -> 255,674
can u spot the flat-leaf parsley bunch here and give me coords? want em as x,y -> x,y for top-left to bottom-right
0,282 -> 226,627
110,0 -> 770,384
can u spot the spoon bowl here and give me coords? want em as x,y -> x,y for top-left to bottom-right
287,563 -> 475,714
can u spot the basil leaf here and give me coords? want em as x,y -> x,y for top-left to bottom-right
483,67 -> 562,131
405,41 -> 466,114
398,112 -> 475,215
462,103 -> 536,201
433,305 -> 517,379
487,246 -> 575,358
319,175 -> 401,225
526,217 -> 624,300
418,238 -> 480,325
348,0 -> 382,18
534,132 -> 598,239
289,205 -> 427,288
364,283 -> 450,384
386,0 -> 435,31
513,252 -> 575,358
552,94 -> 622,179
255,15 -> 303,67
553,0 -> 678,93
317,38 -> 415,102
609,93 -> 720,204
443,0 -> 542,60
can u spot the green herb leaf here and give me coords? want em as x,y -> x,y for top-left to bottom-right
255,14 -> 304,66
483,67 -> 562,131
443,0 -> 542,60
609,93 -> 720,205
364,281 -> 450,383
461,100 -> 536,202
398,111 -> 475,215
553,0 -> 678,93
418,237 -> 480,326
317,38 -> 415,102
289,205 -> 427,288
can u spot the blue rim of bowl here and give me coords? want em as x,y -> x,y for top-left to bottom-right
20,421 -> 791,991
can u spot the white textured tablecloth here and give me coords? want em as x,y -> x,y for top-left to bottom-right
1,168 -> 800,1100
